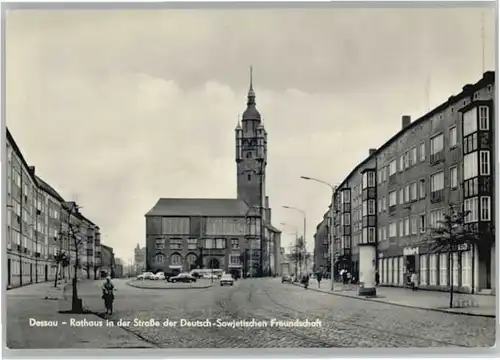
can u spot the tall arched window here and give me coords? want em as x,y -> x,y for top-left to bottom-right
186,253 -> 197,266
155,254 -> 164,264
170,253 -> 182,265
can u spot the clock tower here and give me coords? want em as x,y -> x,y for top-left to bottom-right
235,67 -> 267,208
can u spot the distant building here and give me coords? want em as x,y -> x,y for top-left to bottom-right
134,244 -> 146,273
144,71 -> 281,278
100,244 -> 115,278
313,211 -> 329,273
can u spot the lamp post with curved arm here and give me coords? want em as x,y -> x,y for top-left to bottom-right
301,176 -> 338,291
282,206 -> 307,274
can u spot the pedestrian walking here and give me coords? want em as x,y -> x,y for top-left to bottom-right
375,270 -> 380,286
316,271 -> 323,288
346,272 -> 352,284
410,272 -> 418,291
342,270 -> 348,285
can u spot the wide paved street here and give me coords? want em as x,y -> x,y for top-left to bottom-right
7,278 -> 495,348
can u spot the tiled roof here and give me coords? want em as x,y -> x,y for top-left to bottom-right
145,198 -> 258,217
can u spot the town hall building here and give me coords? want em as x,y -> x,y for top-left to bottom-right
145,70 -> 281,278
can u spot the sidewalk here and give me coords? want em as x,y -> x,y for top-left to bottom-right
294,279 -> 496,317
6,280 -> 155,349
6,280 -> 68,300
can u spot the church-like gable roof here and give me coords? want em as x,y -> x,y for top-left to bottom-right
145,198 -> 260,217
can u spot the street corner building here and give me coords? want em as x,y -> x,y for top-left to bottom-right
323,71 -> 495,295
144,71 -> 282,278
5,128 -> 104,288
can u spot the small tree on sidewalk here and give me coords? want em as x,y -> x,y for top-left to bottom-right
66,203 -> 85,313
424,205 -> 488,308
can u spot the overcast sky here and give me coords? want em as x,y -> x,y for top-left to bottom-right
6,7 -> 495,262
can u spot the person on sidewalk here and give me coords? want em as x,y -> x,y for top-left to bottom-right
102,277 -> 115,315
341,270 -> 347,285
375,270 -> 380,286
410,272 -> 418,291
316,271 -> 323,288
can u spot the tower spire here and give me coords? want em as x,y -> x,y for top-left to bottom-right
247,65 -> 256,106
250,65 -> 253,91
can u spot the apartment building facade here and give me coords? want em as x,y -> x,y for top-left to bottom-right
6,128 -> 102,288
331,150 -> 377,281
313,212 -> 329,273
328,71 -> 495,294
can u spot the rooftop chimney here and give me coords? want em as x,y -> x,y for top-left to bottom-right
369,148 -> 377,156
265,196 -> 269,209
28,166 -> 35,175
401,115 -> 411,129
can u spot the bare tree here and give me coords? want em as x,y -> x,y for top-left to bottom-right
66,203 -> 85,313
424,205 -> 491,308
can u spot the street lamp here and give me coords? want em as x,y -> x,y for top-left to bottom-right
282,206 -> 307,274
301,176 -> 338,291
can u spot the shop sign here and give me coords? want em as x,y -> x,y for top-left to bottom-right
403,247 -> 419,256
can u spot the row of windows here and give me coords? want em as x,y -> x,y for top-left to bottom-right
154,252 -> 243,266
382,167 -> 460,211
375,197 -> 491,242
377,105 -> 491,183
155,238 -> 241,250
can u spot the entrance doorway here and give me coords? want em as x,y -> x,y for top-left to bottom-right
405,255 -> 416,285
30,263 -> 33,283
208,258 -> 220,269
45,264 -> 48,282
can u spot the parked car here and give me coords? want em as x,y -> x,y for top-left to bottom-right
169,273 -> 197,283
219,274 -> 234,286
137,272 -> 154,280
152,272 -> 165,280
281,274 -> 292,284
189,271 -> 204,279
